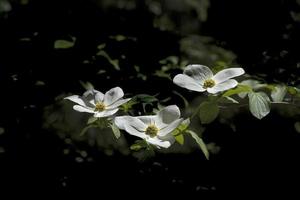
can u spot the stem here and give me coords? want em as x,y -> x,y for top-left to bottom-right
191,103 -> 202,119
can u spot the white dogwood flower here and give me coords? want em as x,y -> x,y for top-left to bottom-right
114,105 -> 184,148
173,64 -> 245,94
65,87 -> 131,118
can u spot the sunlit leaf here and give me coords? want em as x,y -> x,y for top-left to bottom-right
54,38 -> 75,49
199,101 -> 219,124
110,123 -> 121,139
130,140 -> 148,151
172,118 -> 190,136
271,85 -> 287,102
222,84 -> 252,97
175,134 -> 184,145
248,92 -> 270,119
186,130 -> 209,160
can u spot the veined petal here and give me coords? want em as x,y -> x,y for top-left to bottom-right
94,108 -> 119,118
95,92 -> 104,102
146,137 -> 172,148
73,105 -> 95,113
183,65 -> 213,83
65,95 -> 87,107
114,116 -> 131,129
106,98 -> 131,109
173,74 -> 205,92
104,87 -> 124,106
83,89 -> 102,97
124,124 -> 147,139
136,115 -> 158,126
207,79 -> 238,94
157,105 -> 180,128
114,116 -> 147,132
212,68 -> 245,84
158,118 -> 184,137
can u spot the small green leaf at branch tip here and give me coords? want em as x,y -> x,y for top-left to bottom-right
199,101 -> 219,124
171,118 -> 190,136
130,140 -> 148,151
248,92 -> 270,119
54,38 -> 76,49
110,123 -> 121,139
271,85 -> 287,102
186,130 -> 209,160
222,84 -> 252,97
175,134 -> 184,145
287,87 -> 300,95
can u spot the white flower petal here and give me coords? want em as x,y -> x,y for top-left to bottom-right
104,87 -> 124,106
207,79 -> 238,94
114,116 -> 147,131
212,68 -> 245,84
173,74 -> 205,92
146,137 -> 172,148
114,116 -> 130,129
106,98 -> 131,109
94,108 -> 119,118
158,118 -> 183,137
136,115 -> 158,126
73,105 -> 95,113
95,92 -> 104,102
65,95 -> 87,107
184,65 -> 213,83
83,89 -> 102,97
157,105 -> 180,128
124,124 -> 147,139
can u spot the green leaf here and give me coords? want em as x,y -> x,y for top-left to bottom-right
97,43 -> 106,50
222,84 -> 252,97
287,86 -> 300,95
175,134 -> 184,145
248,92 -> 270,119
199,101 -> 219,124
87,116 -> 98,125
171,118 -> 190,136
110,123 -> 121,139
271,85 -> 287,102
186,130 -> 209,160
135,94 -> 158,103
130,140 -> 148,151
54,39 -> 75,49
218,96 -> 239,104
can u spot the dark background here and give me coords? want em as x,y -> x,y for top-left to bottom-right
0,0 -> 300,196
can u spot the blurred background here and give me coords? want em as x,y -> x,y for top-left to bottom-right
0,0 -> 300,196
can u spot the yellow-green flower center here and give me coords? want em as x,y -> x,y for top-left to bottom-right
95,102 -> 106,112
203,79 -> 216,89
145,124 -> 159,138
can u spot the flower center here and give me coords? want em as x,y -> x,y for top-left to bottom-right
95,102 -> 106,112
203,79 -> 215,89
145,124 -> 159,138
